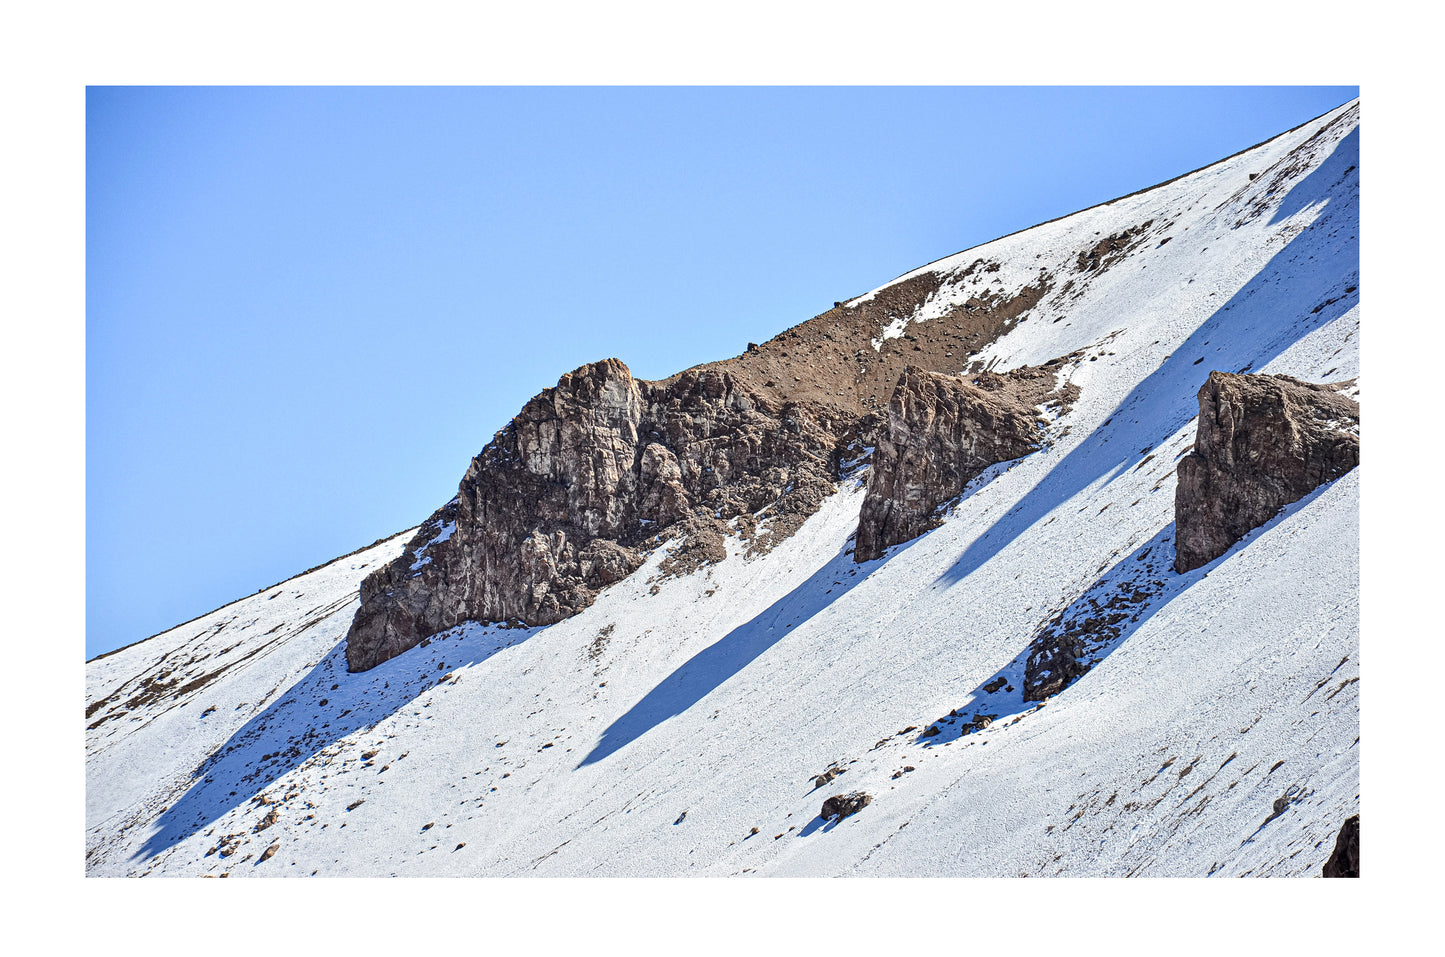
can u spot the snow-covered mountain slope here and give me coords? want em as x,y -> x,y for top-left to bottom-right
86,99 -> 1359,877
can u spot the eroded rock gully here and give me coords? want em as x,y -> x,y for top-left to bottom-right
1174,372 -> 1359,573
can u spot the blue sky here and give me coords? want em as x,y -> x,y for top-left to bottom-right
85,86 -> 1358,658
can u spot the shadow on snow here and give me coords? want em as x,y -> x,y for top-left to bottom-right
578,126 -> 1358,774
578,540 -> 887,767
134,621 -> 542,862
915,478 -> 1346,751
935,125 -> 1357,590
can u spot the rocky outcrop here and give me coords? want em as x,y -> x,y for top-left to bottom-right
854,364 -> 1074,562
346,359 -> 857,672
1175,372 -> 1359,573
1322,814 -> 1359,877
347,350 -> 1084,670
345,239 -> 1083,671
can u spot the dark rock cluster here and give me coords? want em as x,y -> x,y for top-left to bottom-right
1174,372 -> 1359,573
820,791 -> 872,821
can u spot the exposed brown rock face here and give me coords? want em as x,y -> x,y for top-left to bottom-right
1322,813 -> 1359,878
1174,372 -> 1359,573
668,257 -> 1054,417
1074,221 -> 1155,274
346,244 -> 1097,671
346,359 -> 857,672
854,364 -> 1075,563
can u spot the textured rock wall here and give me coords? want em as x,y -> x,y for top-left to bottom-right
1174,372 -> 1359,573
346,354 -> 1084,670
854,365 -> 1066,563
342,226 -> 1117,671
345,359 -> 854,672
1322,814 -> 1360,877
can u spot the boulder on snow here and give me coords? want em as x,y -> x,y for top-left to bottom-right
1174,372 -> 1358,573
821,791 -> 872,821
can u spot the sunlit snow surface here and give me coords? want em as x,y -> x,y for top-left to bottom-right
87,102 -> 1359,877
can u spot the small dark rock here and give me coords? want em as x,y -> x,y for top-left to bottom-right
812,764 -> 846,789
821,791 -> 873,821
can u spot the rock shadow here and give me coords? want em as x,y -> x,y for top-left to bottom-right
796,813 -> 846,837
934,124 -> 1358,590
1270,125 -> 1358,226
917,524 -> 1198,747
133,621 -> 541,862
578,541 -> 885,767
915,480 -> 1343,748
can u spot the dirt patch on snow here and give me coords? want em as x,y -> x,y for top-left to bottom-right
658,262 -> 1052,421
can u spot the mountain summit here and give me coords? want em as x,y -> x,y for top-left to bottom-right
87,100 -> 1360,877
